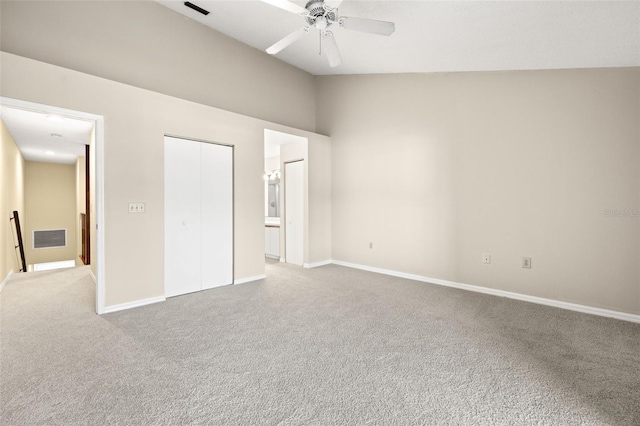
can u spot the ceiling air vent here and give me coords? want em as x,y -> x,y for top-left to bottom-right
184,2 -> 210,16
33,229 -> 67,249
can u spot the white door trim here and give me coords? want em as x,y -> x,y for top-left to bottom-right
0,96 -> 106,314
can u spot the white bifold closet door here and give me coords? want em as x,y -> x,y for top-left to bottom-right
164,136 -> 233,298
285,160 -> 304,266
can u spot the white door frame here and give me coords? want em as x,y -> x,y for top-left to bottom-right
1,97 -> 106,314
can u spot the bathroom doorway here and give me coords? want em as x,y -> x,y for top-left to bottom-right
263,129 -> 307,269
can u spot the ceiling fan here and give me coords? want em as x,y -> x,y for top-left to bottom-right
261,0 -> 395,67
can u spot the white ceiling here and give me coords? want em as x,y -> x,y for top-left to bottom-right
157,0 -> 640,76
1,107 -> 94,165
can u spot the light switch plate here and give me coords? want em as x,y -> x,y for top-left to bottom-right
128,202 -> 145,213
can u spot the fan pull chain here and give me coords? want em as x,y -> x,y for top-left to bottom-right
319,31 -> 322,56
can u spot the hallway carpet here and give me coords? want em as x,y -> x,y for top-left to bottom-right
1,263 -> 639,425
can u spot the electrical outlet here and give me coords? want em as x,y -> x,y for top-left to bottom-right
128,202 -> 145,213
369,242 -> 373,249
522,257 -> 532,269
483,253 -> 491,264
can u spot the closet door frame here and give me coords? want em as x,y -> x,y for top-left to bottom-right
164,134 -> 234,294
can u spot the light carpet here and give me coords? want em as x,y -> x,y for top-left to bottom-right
1,263 -> 639,425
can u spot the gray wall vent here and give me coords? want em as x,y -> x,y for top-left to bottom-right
33,229 -> 67,249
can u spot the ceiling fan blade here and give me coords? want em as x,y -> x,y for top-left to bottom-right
261,0 -> 308,15
339,17 -> 395,36
324,0 -> 343,9
323,32 -> 342,68
266,27 -> 310,54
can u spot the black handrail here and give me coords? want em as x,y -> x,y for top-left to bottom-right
10,211 -> 27,273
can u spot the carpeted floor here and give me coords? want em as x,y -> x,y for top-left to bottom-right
1,262 -> 639,425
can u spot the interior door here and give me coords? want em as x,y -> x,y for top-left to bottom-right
201,142 -> 233,289
164,136 -> 202,297
285,160 -> 304,266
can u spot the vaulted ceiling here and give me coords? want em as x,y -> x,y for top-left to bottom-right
157,0 -> 640,76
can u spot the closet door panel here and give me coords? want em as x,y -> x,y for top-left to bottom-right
201,142 -> 233,289
164,137 -> 202,297
285,160 -> 304,266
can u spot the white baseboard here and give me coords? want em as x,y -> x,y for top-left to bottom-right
279,258 -> 285,263
303,260 -> 333,269
234,274 -> 266,285
0,269 -> 14,293
103,296 -> 165,314
88,269 -> 97,285
265,254 -> 279,260
332,260 -> 640,324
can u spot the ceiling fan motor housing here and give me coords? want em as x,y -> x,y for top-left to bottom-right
305,1 -> 336,27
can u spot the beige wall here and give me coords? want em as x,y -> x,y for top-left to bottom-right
264,156 -> 280,173
0,120 -> 25,281
0,0 -> 316,132
308,135 -> 332,264
24,161 -> 77,266
5,1 -> 629,317
75,156 -> 86,266
0,52 -> 331,308
316,68 -> 640,315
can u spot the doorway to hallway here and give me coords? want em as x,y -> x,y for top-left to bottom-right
1,97 -> 105,314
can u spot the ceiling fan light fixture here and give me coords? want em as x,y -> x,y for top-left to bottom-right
315,17 -> 328,30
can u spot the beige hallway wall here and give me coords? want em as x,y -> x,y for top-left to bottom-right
24,161 -> 77,266
1,52 -> 331,309
316,68 -> 640,315
0,0 -> 317,132
0,120 -> 25,281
